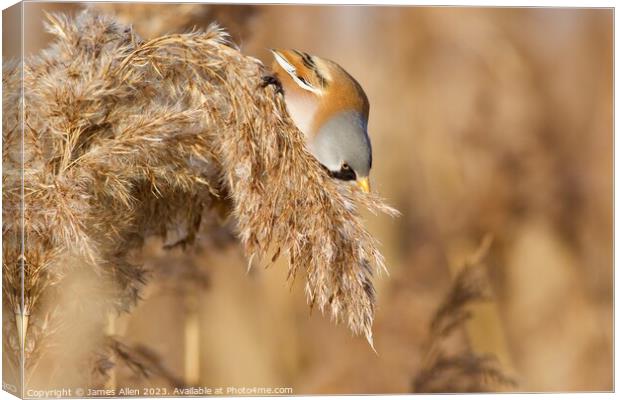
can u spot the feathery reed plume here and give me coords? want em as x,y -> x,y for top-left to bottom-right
429,237 -> 494,338
414,352 -> 516,393
2,10 -> 398,381
413,237 -> 516,392
96,336 -> 185,387
91,3 -> 258,41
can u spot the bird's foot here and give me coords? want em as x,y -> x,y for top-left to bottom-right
261,74 -> 283,95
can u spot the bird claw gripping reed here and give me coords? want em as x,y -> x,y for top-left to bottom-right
2,10 -> 399,368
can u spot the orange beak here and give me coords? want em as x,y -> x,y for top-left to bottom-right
357,177 -> 371,193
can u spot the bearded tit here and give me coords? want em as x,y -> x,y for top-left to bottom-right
267,49 -> 372,193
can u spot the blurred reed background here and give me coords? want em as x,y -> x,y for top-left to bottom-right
13,3 -> 613,394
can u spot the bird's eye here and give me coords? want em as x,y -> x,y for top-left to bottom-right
325,162 -> 356,181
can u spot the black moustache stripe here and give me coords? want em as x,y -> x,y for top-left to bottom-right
321,164 -> 357,181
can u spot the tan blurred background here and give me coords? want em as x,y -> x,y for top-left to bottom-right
17,3 -> 612,394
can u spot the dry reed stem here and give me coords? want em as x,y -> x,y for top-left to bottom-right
2,9 -> 398,365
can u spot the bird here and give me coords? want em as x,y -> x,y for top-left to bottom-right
266,49 -> 372,193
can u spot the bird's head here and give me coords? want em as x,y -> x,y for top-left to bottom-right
270,49 -> 372,193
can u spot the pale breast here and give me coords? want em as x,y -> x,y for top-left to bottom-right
282,90 -> 319,139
